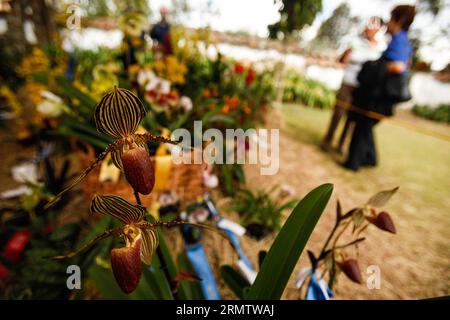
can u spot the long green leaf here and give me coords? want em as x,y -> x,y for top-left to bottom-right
145,253 -> 174,300
177,252 -> 204,300
156,228 -> 191,300
246,183 -> 333,300
220,265 -> 250,299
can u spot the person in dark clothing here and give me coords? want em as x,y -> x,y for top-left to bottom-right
344,5 -> 416,171
150,7 -> 173,56
322,17 -> 385,154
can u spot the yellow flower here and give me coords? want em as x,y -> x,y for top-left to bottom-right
0,85 -> 22,116
151,55 -> 187,85
24,82 -> 46,106
128,64 -> 141,78
16,47 -> 49,78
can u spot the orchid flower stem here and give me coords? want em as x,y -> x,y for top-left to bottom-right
134,189 -> 142,206
318,222 -> 339,261
333,237 -> 365,250
331,219 -> 351,249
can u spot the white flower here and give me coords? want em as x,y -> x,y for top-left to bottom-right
37,91 -> 66,118
41,91 -> 63,103
37,100 -> 65,118
137,69 -> 156,86
145,77 -> 171,94
12,162 -> 38,184
179,96 -> 193,112
159,79 -> 171,94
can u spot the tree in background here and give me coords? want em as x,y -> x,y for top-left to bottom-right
418,0 -> 442,15
410,0 -> 448,70
313,3 -> 359,50
267,0 -> 323,106
268,0 -> 323,40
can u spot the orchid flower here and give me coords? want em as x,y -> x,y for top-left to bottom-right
52,194 -> 221,293
45,87 -> 178,209
51,194 -> 164,293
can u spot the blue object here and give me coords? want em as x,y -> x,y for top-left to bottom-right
305,274 -> 334,300
383,30 -> 412,66
224,229 -> 253,270
65,54 -> 76,82
205,198 -> 219,218
185,243 -> 221,300
204,197 -> 254,271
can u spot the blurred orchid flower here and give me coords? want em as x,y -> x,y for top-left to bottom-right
179,96 -> 193,112
36,91 -> 67,118
137,69 -> 156,87
52,194 -> 220,294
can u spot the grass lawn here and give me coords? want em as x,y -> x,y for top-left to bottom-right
282,103 -> 450,222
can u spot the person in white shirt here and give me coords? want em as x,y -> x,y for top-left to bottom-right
322,17 -> 386,154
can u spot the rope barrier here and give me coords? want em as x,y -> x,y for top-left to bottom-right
335,98 -> 450,143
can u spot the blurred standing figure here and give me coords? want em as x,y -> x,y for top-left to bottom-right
150,6 -> 173,56
344,5 -> 415,171
321,17 -> 385,153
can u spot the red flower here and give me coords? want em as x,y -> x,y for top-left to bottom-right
2,230 -> 31,262
245,68 -> 256,85
0,263 -> 10,281
234,63 -> 245,74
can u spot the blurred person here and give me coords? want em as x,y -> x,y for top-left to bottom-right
150,6 -> 173,56
344,5 -> 415,171
321,17 -> 385,154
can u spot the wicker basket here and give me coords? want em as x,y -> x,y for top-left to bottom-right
75,141 -> 205,207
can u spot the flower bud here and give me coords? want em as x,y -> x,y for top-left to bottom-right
338,259 -> 362,284
110,239 -> 142,294
367,211 -> 396,234
122,146 -> 155,195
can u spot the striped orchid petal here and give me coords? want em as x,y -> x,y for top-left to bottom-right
95,87 -> 147,138
139,228 -> 159,265
91,194 -> 146,224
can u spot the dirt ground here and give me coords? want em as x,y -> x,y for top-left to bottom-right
1,107 -> 449,299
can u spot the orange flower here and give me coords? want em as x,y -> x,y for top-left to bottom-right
221,105 -> 230,114
203,88 -> 211,98
224,96 -> 239,110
